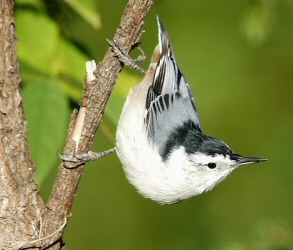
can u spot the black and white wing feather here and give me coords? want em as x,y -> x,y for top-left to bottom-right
145,17 -> 203,156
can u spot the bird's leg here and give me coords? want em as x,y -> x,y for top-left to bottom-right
107,38 -> 147,74
59,148 -> 116,169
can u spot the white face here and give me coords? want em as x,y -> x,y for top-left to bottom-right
186,152 -> 238,193
160,146 -> 239,201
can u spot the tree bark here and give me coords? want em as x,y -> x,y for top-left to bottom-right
0,0 -> 153,249
0,0 -> 46,249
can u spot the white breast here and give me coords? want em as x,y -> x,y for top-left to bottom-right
116,78 -> 199,204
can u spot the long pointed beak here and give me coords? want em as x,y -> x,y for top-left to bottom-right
235,155 -> 267,166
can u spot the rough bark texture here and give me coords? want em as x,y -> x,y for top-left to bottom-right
0,0 -> 153,249
0,0 -> 45,249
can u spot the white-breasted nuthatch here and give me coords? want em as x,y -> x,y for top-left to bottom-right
115,17 -> 267,205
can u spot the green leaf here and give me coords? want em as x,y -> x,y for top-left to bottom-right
63,0 -> 102,29
54,37 -> 90,102
23,80 -> 69,185
15,0 -> 44,9
16,10 -> 60,75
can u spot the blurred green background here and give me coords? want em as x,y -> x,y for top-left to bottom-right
16,0 -> 293,249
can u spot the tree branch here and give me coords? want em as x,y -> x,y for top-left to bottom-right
40,0 -> 154,249
0,0 -> 45,248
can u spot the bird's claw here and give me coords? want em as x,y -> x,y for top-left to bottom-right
58,148 -> 116,169
107,38 -> 147,74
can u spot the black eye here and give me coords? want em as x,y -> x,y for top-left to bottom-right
207,162 -> 217,169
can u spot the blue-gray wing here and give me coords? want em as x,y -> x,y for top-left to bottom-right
145,17 -> 202,150
145,80 -> 202,149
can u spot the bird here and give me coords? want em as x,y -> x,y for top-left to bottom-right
113,16 -> 267,205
